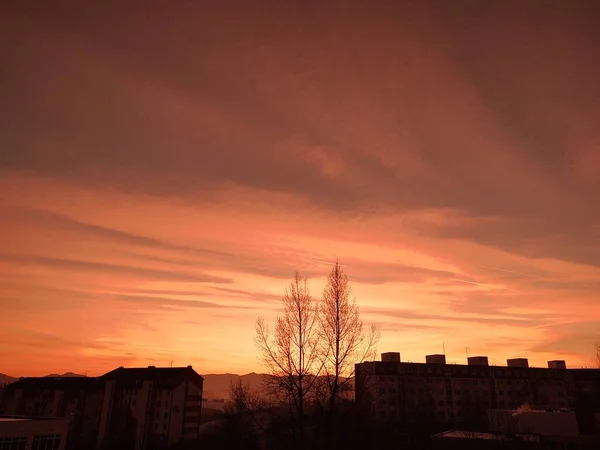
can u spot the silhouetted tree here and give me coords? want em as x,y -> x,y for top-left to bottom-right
596,342 -> 600,368
317,261 -> 379,423
255,272 -> 322,448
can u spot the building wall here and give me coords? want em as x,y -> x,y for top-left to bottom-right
0,418 -> 69,450
96,380 -> 115,448
356,361 -> 600,428
182,381 -> 202,441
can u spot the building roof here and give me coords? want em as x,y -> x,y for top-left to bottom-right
100,366 -> 203,388
434,430 -> 539,442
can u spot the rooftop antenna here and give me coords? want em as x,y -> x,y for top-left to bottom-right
465,347 -> 470,359
169,360 -> 174,368
443,342 -> 446,356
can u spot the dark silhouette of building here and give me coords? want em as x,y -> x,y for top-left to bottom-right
97,366 -> 203,450
0,366 -> 204,450
355,352 -> 600,433
0,376 -> 104,449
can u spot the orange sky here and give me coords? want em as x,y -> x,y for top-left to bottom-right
1,2 -> 599,376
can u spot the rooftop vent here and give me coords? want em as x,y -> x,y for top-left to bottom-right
467,356 -> 489,366
547,360 -> 567,369
381,352 -> 401,363
426,354 -> 446,364
507,358 -> 529,368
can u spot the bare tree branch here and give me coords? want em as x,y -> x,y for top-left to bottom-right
318,260 -> 380,421
254,271 -> 322,448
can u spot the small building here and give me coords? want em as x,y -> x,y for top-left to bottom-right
0,415 -> 69,450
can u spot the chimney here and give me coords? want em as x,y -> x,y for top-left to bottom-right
426,354 -> 446,364
148,365 -> 156,369
507,358 -> 529,368
381,352 -> 401,363
548,360 -> 567,369
187,365 -> 192,368
468,356 -> 489,366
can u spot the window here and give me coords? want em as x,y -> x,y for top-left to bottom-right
156,412 -> 160,418
438,400 -> 444,406
499,390 -> 504,396
163,424 -> 167,431
164,411 -> 169,418
32,434 -> 61,450
0,437 -> 27,450
454,390 -> 461,395
157,400 -> 161,407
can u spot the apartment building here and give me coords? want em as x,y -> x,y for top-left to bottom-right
0,366 -> 204,450
96,366 -> 203,450
355,352 -> 600,430
0,377 -> 104,449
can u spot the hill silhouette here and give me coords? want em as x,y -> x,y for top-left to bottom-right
45,372 -> 86,378
201,372 -> 265,400
0,373 -> 17,385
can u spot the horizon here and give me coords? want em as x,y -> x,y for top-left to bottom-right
1,2 -> 599,376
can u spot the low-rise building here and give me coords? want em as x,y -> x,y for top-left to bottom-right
433,409 -> 600,450
0,415 -> 69,450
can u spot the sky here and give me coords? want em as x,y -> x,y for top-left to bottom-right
1,1 -> 600,376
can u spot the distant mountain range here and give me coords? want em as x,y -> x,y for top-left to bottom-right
44,372 -> 86,378
0,372 -> 86,385
201,372 -> 265,400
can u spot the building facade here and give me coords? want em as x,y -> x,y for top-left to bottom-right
0,377 -> 104,449
0,366 -> 204,450
0,416 -> 69,450
96,366 -> 203,450
355,352 -> 600,431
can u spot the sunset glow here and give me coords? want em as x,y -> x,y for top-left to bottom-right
1,2 -> 599,377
